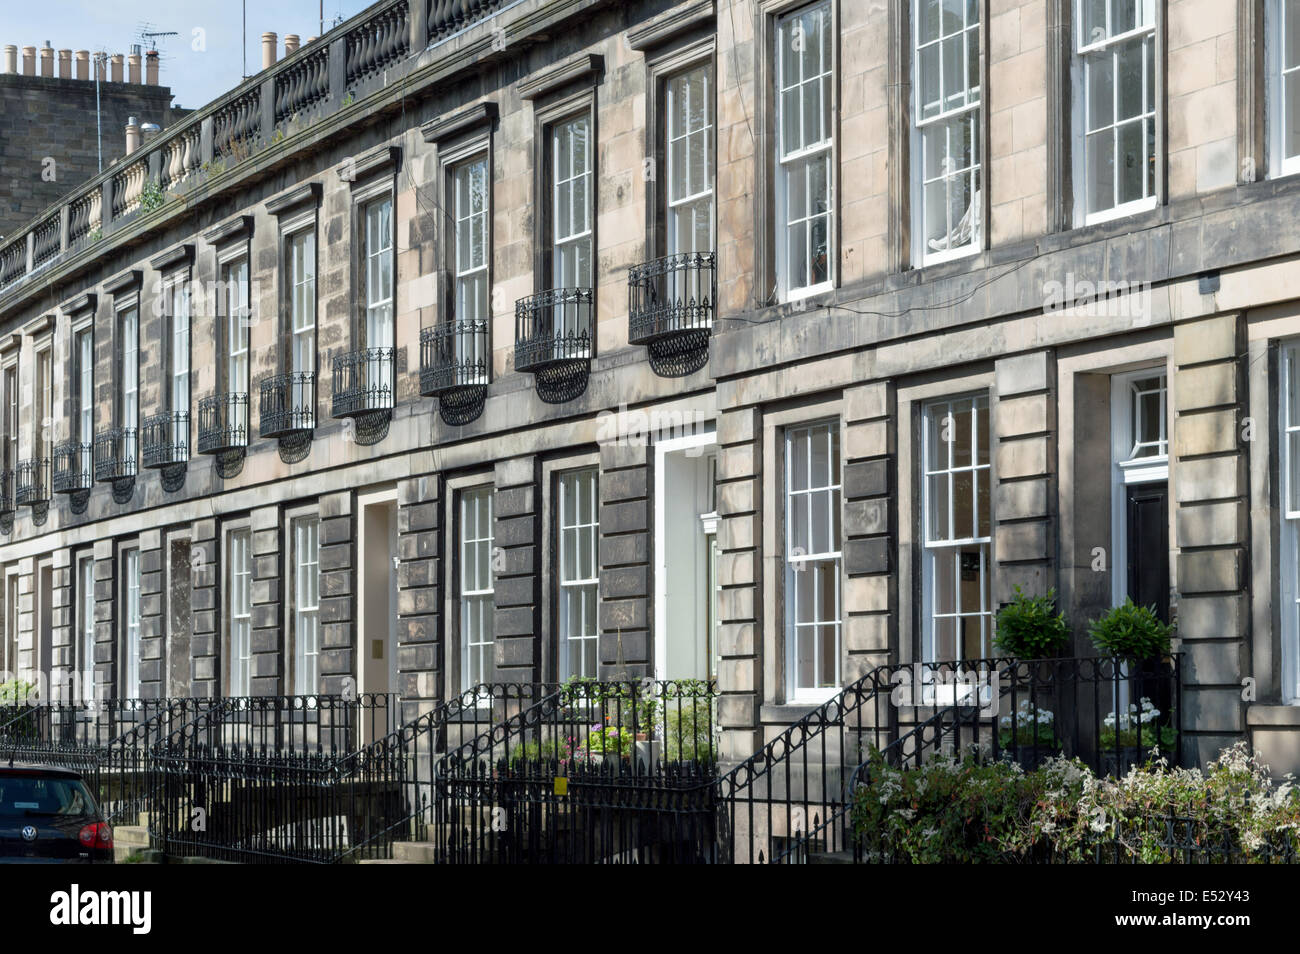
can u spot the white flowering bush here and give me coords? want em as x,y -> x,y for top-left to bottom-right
1100,697 -> 1177,750
853,742 -> 1300,863
998,699 -> 1057,748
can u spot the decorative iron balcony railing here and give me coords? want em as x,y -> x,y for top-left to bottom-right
627,252 -> 716,345
52,441 -> 93,493
93,427 -> 138,482
332,348 -> 394,418
197,393 -> 250,455
141,412 -> 190,468
0,469 -> 14,514
514,288 -> 594,373
260,372 -> 316,438
420,319 -> 489,396
14,458 -> 51,506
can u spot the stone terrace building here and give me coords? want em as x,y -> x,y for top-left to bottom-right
1,0 -> 1300,777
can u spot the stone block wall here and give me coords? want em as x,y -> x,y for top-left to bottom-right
598,441 -> 650,679
1173,312 -> 1249,765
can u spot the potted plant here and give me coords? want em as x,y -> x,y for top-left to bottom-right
1087,597 -> 1174,661
993,586 -> 1070,660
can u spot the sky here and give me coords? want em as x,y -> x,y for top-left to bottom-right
3,0 -> 373,111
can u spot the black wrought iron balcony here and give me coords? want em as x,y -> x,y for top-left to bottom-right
14,458 -> 51,506
628,252 -> 716,345
332,348 -> 394,418
260,372 -> 315,438
52,441 -> 93,493
141,412 -> 190,468
0,469 -> 11,515
197,393 -> 249,454
93,427 -> 137,482
514,288 -> 593,373
420,319 -> 489,396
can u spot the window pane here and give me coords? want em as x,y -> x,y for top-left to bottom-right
1087,128 -> 1116,214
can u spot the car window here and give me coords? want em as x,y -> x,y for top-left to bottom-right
0,777 -> 96,817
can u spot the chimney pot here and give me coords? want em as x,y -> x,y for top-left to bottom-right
74,50 -> 88,81
125,116 -> 139,154
127,51 -> 141,84
3,46 -> 16,75
57,49 -> 71,79
22,45 -> 36,76
39,44 -> 52,77
262,32 -> 277,70
145,50 -> 158,86
110,53 -> 123,83
284,34 -> 300,56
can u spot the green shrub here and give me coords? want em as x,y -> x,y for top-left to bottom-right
658,698 -> 716,763
852,742 -> 1300,863
139,180 -> 166,213
506,737 -> 570,768
0,679 -> 36,705
1088,598 -> 1173,660
994,586 -> 1070,658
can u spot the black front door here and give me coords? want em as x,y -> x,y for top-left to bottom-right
1126,482 -> 1169,622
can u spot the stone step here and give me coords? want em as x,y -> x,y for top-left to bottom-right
114,824 -> 150,848
391,841 -> 437,863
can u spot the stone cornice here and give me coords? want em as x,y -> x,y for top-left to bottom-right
265,182 -> 322,216
149,244 -> 195,272
420,102 -> 498,144
103,269 -> 142,296
627,0 -> 715,51
201,216 -> 255,246
518,53 -> 603,100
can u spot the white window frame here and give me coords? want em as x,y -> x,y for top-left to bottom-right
223,257 -> 250,397
1072,0 -> 1160,226
666,62 -> 715,257
118,304 -> 138,433
364,195 -> 395,351
775,1 -> 835,301
34,341 -> 52,494
291,515 -> 320,696
557,468 -> 599,680
911,0 -> 982,265
2,360 -> 15,478
452,154 -> 490,383
227,527 -> 252,697
286,221 -> 317,424
1109,367 -> 1169,608
169,276 -> 191,456
77,553 -> 95,704
459,486 -> 495,691
784,420 -> 842,701
75,324 -> 93,477
920,394 -> 992,663
123,548 -> 141,699
551,114 -> 594,293
1268,0 -> 1300,178
1281,343 -> 1300,703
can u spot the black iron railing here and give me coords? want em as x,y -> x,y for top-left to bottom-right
0,697 -> 219,825
14,457 -> 50,505
0,468 -> 12,514
52,440 -> 93,493
514,289 -> 593,372
332,348 -> 394,417
750,655 -> 1183,864
197,392 -> 249,454
260,371 -> 315,438
163,693 -> 400,761
420,319 -> 489,396
436,679 -> 719,864
141,412 -> 190,467
628,252 -> 716,344
93,427 -> 137,481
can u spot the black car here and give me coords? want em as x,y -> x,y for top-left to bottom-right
0,764 -> 113,863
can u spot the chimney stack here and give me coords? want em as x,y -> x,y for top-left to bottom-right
125,116 -> 139,154
57,48 -> 71,79
110,53 -> 123,83
145,49 -> 158,85
39,41 -> 52,77
74,50 -> 88,80
2,46 -> 16,74
22,46 -> 35,76
284,34 -> 300,56
262,32 -> 277,70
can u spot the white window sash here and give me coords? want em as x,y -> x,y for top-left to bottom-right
1282,343 -> 1300,702
558,470 -> 599,679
